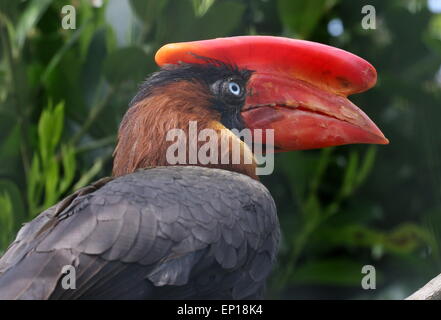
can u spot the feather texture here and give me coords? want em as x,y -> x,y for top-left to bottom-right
0,166 -> 279,300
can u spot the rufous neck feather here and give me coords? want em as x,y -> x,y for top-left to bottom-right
113,81 -> 257,179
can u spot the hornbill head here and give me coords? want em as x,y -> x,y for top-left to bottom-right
113,36 -> 388,178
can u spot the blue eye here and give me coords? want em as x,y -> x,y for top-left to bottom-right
228,81 -> 242,96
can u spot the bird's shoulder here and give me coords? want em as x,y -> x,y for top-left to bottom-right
0,176 -> 112,275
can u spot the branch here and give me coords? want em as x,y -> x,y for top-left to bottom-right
406,273 -> 441,300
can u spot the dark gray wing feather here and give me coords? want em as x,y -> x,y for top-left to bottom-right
0,166 -> 279,300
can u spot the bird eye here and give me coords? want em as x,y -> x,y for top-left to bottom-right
228,81 -> 242,96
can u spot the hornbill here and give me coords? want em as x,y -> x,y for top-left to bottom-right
0,36 -> 388,299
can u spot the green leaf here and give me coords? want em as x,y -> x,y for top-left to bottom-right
315,223 -> 430,255
38,108 -> 50,165
0,0 -> 19,20
59,144 -> 76,194
42,20 -> 91,83
14,0 -> 53,51
0,123 -> 21,158
356,146 -> 377,187
156,0 -> 245,42
43,155 -> 60,208
277,0 -> 337,38
276,151 -> 318,198
385,224 -> 431,254
0,191 -> 14,251
27,154 -> 42,217
319,224 -> 383,249
303,193 -> 322,222
129,0 -> 169,26
339,151 -> 359,198
195,0 -> 245,39
81,28 -> 108,105
51,102 -> 65,150
192,0 -> 215,17
291,258 -> 370,286
103,46 -> 150,85
157,0 -> 196,42
0,179 -> 24,229
310,147 -> 333,194
37,101 -> 65,166
73,158 -> 104,190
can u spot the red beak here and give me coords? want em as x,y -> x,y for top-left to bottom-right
155,36 -> 389,151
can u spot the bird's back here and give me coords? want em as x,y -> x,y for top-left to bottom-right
0,166 -> 279,299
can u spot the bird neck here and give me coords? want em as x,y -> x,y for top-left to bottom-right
113,81 -> 258,180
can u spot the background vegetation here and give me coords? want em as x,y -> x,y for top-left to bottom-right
0,0 -> 440,299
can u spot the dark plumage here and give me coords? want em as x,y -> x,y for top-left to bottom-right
0,167 -> 279,299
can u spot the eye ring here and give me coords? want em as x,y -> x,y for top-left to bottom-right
228,81 -> 242,96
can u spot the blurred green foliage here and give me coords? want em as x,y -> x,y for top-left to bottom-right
0,0 -> 440,299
